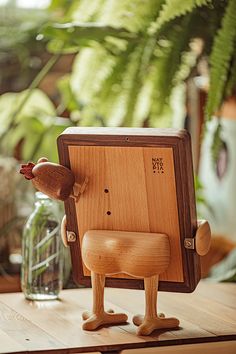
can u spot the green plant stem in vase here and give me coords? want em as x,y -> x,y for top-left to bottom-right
21,192 -> 63,300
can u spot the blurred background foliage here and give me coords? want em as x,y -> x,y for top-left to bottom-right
0,0 -> 236,162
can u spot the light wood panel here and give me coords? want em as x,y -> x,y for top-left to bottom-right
104,284 -> 236,338
69,146 -> 183,282
0,300 -> 64,351
0,282 -> 235,353
58,127 -> 199,292
0,328 -> 25,354
62,126 -> 187,137
82,230 -> 170,277
196,281 -> 236,309
121,341 -> 236,354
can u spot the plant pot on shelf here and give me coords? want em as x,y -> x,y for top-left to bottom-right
198,96 -> 236,242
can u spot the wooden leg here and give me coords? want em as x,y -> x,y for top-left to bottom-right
82,272 -> 128,330
133,275 -> 179,336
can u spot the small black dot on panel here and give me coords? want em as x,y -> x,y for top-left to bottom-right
104,189 -> 109,193
107,211 -> 111,215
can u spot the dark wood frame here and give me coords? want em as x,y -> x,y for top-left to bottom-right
57,127 -> 200,293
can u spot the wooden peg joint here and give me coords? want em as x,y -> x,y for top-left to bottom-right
71,177 -> 89,202
60,215 -> 77,247
184,220 -> 211,256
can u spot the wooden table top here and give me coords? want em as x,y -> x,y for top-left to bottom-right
0,281 -> 235,353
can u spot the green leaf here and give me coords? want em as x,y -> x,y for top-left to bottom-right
210,121 -> 223,168
33,122 -> 70,162
0,89 -> 67,161
31,264 -> 48,280
96,41 -> 145,126
118,39 -> 153,126
70,0 -> 163,33
225,53 -> 236,98
57,75 -> 81,112
206,0 -> 236,118
209,248 -> 236,282
0,89 -> 55,135
0,92 -> 18,136
150,15 -> 192,119
70,46 -> 116,107
151,0 -> 211,33
49,0 -> 74,11
43,22 -> 135,53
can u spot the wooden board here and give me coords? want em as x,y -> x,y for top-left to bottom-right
0,282 -> 235,353
121,341 -> 236,354
57,127 -> 199,292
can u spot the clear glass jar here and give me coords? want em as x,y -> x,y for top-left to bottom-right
21,192 -> 63,300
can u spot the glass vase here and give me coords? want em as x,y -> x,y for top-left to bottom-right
21,192 -> 63,300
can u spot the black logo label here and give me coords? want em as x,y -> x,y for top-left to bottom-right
152,158 -> 164,174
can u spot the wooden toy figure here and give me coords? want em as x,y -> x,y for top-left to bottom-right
20,127 -> 211,336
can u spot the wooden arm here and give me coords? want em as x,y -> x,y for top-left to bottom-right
195,220 -> 211,256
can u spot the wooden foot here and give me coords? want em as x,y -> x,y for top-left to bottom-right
133,314 -> 179,336
133,312 -> 165,326
83,311 -> 128,330
133,275 -> 179,336
82,272 -> 128,331
82,309 -> 114,320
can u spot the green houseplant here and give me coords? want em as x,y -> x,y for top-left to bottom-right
42,0 -> 236,127
1,0 -> 236,158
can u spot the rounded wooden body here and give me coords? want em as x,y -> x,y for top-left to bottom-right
82,230 -> 170,278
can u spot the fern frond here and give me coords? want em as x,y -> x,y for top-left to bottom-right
122,38 -> 156,126
76,37 -> 156,127
150,15 -> 192,121
211,121 -> 223,168
107,45 -> 145,126
44,22 -> 135,53
71,0 -> 163,33
97,42 -> 145,126
150,0 -> 211,34
94,41 -> 137,126
97,0 -> 163,32
206,0 -> 236,118
70,46 -> 115,104
70,0 -> 106,22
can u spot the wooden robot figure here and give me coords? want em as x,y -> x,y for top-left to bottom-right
20,128 -> 211,336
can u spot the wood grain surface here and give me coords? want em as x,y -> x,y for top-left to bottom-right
121,341 -> 236,354
69,146 -> 183,283
82,230 -> 170,277
57,127 -> 199,292
0,281 -> 235,353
